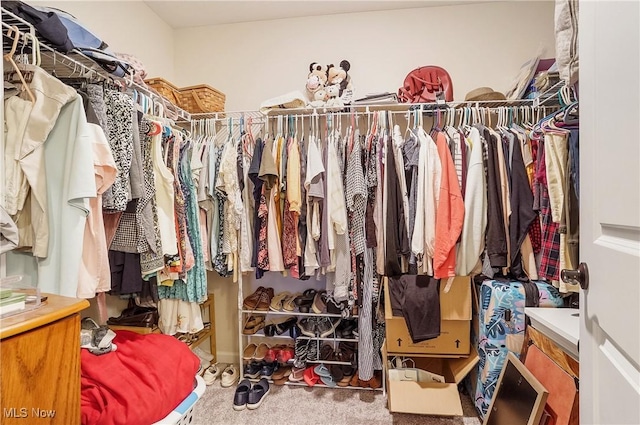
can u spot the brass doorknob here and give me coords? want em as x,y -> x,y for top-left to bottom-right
560,262 -> 589,290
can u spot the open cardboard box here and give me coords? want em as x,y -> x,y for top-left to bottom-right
384,344 -> 480,416
384,276 -> 472,356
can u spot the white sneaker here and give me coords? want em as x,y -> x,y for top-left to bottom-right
220,364 -> 239,388
203,363 -> 224,385
193,346 -> 215,362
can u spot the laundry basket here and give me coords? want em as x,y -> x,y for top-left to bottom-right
153,374 -> 206,425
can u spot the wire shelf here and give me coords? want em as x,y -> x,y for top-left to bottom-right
241,309 -> 357,319
243,332 -> 359,343
2,7 -> 191,122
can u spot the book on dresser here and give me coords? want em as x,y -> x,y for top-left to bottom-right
0,291 -> 27,316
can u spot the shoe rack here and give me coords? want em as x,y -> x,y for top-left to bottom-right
236,273 -> 382,391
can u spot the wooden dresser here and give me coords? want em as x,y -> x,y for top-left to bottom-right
0,294 -> 89,425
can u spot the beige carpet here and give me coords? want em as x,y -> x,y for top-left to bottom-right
191,382 -> 481,425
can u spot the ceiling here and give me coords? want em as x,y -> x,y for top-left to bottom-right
145,1 -> 480,29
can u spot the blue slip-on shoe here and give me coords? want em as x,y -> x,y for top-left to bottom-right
233,379 -> 252,411
247,378 -> 270,410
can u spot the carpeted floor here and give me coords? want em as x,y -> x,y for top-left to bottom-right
191,382 -> 481,425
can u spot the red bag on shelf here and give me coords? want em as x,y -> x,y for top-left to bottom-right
398,66 -> 454,103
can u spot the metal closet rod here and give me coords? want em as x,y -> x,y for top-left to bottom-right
194,79 -> 566,119
189,99 -> 564,124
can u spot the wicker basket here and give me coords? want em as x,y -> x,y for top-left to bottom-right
177,84 -> 225,113
144,77 -> 180,105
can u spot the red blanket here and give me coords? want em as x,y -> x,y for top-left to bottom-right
81,331 -> 200,425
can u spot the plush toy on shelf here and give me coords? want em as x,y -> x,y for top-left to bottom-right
327,60 -> 353,105
325,83 -> 344,108
309,85 -> 328,108
306,62 -> 328,105
305,60 -> 354,108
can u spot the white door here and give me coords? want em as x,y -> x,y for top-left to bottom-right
579,1 -> 640,424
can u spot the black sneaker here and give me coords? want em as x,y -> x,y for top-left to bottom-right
317,317 -> 342,338
298,318 -> 317,337
260,361 -> 279,379
244,361 -> 263,379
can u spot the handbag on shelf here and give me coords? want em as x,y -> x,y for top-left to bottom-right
398,66 -> 454,103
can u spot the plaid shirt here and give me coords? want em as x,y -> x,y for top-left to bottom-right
529,215 -> 542,254
538,185 -> 560,280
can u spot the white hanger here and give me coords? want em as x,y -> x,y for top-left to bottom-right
21,32 -> 41,66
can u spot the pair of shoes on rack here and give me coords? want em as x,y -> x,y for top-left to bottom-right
304,365 -> 320,386
314,364 -> 337,387
272,366 -> 292,385
263,316 -> 297,336
269,345 -> 294,363
293,289 -> 316,313
335,319 -> 358,339
243,343 -> 270,361
293,338 -> 320,367
349,370 -> 382,389
244,360 -> 279,379
243,287 -> 274,311
288,365 -> 306,382
233,378 -> 270,411
298,317 -> 342,338
311,290 -> 327,313
269,291 -> 298,312
242,314 -> 266,335
325,294 -> 350,317
243,343 -> 295,363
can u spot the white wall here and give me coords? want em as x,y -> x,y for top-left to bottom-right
29,1 -> 175,81
173,1 -> 556,112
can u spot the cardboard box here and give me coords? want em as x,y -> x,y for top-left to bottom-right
385,347 -> 480,416
385,276 -> 472,356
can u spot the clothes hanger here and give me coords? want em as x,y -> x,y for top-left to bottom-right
4,26 -> 36,103
21,32 -> 41,67
227,117 -> 233,144
300,114 -> 304,143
